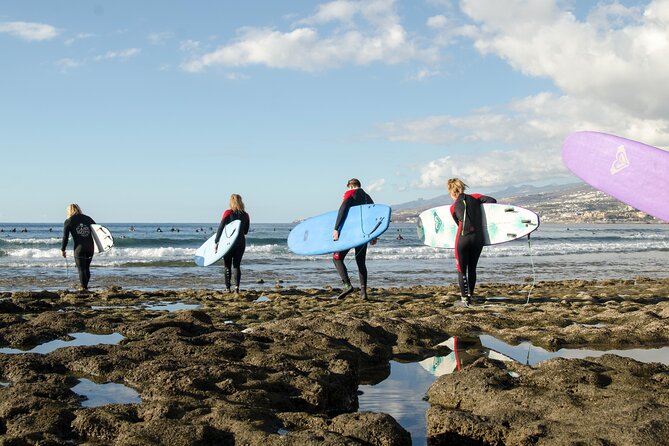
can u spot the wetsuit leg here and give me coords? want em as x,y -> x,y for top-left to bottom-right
223,253 -> 233,290
74,248 -> 93,289
455,235 -> 475,297
333,249 -> 351,285
231,239 -> 246,290
467,244 -> 483,296
354,244 -> 368,289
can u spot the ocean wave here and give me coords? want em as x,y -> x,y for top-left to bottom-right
0,237 -> 61,246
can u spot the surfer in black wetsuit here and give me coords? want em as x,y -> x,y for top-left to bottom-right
61,203 -> 96,291
214,194 -> 250,293
333,178 -> 377,299
448,178 -> 496,306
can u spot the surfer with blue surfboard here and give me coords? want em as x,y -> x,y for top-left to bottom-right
333,178 -> 377,300
447,178 -> 497,307
213,194 -> 250,293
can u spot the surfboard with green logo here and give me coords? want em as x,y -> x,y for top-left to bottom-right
417,203 -> 539,249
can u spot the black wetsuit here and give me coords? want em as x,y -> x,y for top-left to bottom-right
215,209 -> 250,290
333,188 -> 374,290
61,213 -> 96,289
450,193 -> 496,298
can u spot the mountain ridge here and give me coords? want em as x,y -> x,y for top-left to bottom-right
391,182 -> 662,224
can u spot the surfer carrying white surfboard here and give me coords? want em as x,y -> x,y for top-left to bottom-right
213,194 -> 250,293
447,178 -> 497,306
60,203 -> 96,291
333,178 -> 377,299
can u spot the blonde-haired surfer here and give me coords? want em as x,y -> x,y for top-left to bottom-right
214,194 -> 250,293
61,203 -> 96,291
447,178 -> 497,306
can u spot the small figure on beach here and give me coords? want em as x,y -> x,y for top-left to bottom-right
447,178 -> 496,307
214,194 -> 250,293
61,203 -> 96,291
333,178 -> 377,300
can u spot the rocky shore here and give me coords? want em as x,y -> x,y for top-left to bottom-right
1,278 -> 668,445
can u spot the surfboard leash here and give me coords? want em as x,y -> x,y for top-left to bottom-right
525,233 -> 537,304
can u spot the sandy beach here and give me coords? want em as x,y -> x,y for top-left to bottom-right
0,278 -> 667,445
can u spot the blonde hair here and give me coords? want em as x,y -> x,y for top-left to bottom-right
229,194 -> 245,212
66,203 -> 82,218
447,178 -> 468,196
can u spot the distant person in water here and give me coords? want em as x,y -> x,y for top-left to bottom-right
61,203 -> 96,291
333,178 -> 377,300
214,194 -> 250,293
447,178 -> 496,307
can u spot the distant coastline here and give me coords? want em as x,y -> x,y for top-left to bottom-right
390,182 -> 664,224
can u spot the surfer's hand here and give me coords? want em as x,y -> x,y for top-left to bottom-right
370,238 -> 378,246
61,250 -> 66,258
214,243 -> 218,253
333,230 -> 339,241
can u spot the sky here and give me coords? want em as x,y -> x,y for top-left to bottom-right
2,0 -> 669,223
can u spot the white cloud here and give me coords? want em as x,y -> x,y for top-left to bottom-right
408,68 -> 441,81
94,48 -> 141,61
0,21 -> 60,41
148,32 -> 174,45
460,0 -> 669,118
64,32 -> 94,45
383,92 -> 669,189
181,0 -> 437,73
179,39 -> 202,52
55,58 -> 83,71
387,0 -> 669,190
366,178 -> 386,192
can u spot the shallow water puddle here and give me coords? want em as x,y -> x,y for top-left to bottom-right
358,361 -> 432,445
142,301 -> 202,312
0,332 -> 124,355
254,296 -> 271,303
72,378 -> 141,407
91,301 -> 202,312
358,335 -> 669,445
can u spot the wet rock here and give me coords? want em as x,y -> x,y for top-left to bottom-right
426,356 -> 669,445
330,412 -> 411,446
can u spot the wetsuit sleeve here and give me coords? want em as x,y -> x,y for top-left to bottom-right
334,190 -> 356,230
243,212 -> 250,235
470,193 -> 497,204
451,201 -> 465,224
61,220 -> 70,251
214,210 -> 232,244
449,204 -> 458,224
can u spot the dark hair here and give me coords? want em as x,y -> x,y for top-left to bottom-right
347,178 -> 361,188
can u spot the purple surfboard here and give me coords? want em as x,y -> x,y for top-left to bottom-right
561,131 -> 669,222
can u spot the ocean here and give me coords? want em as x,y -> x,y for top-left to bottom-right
1,222 -> 668,292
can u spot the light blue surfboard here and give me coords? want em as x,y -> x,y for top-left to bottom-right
194,220 -> 242,266
288,204 -> 391,256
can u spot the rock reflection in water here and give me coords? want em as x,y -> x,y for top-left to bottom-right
0,332 -> 124,355
358,361 -> 432,445
72,378 -> 141,408
360,335 -> 669,445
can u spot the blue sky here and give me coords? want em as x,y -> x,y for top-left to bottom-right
2,0 -> 668,223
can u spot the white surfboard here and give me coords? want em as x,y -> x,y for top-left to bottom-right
418,203 -> 539,249
91,224 -> 114,253
194,220 -> 242,267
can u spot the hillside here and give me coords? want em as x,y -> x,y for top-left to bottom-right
391,183 -> 662,224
